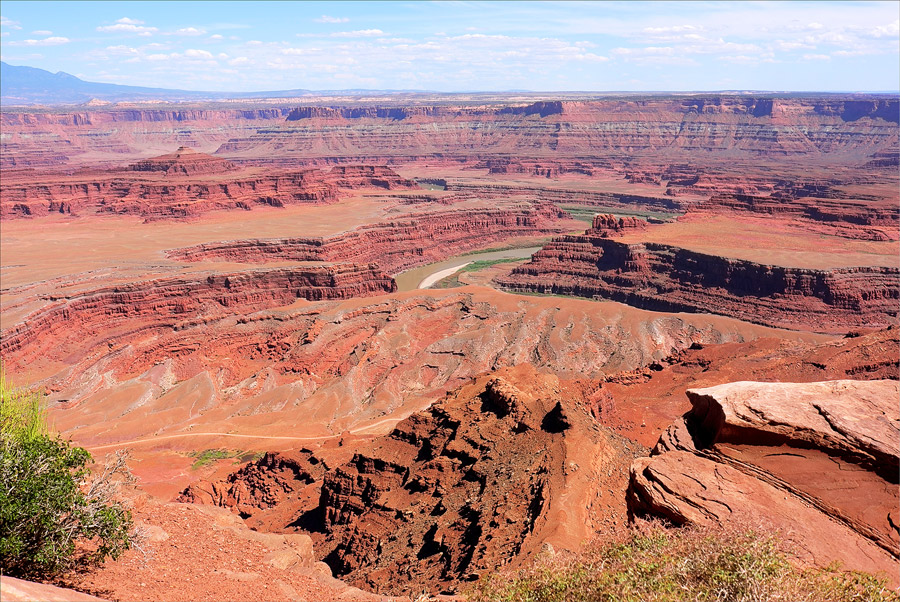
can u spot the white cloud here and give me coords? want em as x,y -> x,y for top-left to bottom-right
146,53 -> 170,61
315,15 -> 349,24
0,32 -> 7,37
105,45 -> 138,55
775,40 -> 815,51
1,16 -> 22,29
208,34 -> 224,40
116,17 -> 144,25
643,24 -> 704,34
174,27 -> 206,36
281,48 -> 310,55
31,30 -> 52,35
802,53 -> 831,61
868,20 -> 899,39
833,49 -> 866,57
8,36 -> 70,46
228,56 -> 249,65
331,29 -> 384,38
184,48 -> 214,59
97,22 -> 158,35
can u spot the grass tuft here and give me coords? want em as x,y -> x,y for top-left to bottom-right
468,522 -> 899,602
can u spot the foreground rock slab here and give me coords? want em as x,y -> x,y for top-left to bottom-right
0,577 -> 105,602
629,379 -> 900,581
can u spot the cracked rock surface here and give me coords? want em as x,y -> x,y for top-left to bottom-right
628,379 -> 899,581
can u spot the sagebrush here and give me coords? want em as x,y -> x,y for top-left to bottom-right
0,367 -> 134,578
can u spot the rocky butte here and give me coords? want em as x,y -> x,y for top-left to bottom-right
0,92 -> 897,600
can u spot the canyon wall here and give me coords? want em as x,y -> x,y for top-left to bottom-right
0,264 -> 396,366
0,161 -> 416,219
3,97 -> 897,169
496,225 -> 900,332
167,203 -> 570,273
219,98 -> 899,161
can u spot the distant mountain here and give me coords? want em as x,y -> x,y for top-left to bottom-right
0,62 -> 315,105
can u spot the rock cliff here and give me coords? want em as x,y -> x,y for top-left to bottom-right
497,227 -> 899,332
167,203 -> 570,273
0,264 -> 396,366
0,156 -> 415,219
180,365 -> 643,595
220,97 -> 899,161
627,379 -> 899,580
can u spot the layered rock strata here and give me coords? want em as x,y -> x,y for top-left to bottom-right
0,264 -> 396,366
693,193 -> 899,241
628,379 -> 900,579
0,151 -> 415,219
167,204 -> 569,273
181,365 -> 643,595
2,284 -> 792,446
219,98 -> 899,161
128,146 -> 236,176
496,226 -> 900,332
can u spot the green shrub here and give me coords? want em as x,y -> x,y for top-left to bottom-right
469,522 -> 899,602
0,368 -> 134,579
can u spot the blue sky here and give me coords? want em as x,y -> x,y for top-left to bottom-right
1,1 -> 898,92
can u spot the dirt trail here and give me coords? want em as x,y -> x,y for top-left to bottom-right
83,415 -> 410,452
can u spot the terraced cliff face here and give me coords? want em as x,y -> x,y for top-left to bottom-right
219,98 -> 899,161
496,219 -> 900,332
628,379 -> 899,580
2,97 -> 897,169
693,193 -> 899,241
180,365 -> 643,596
1,282 -> 803,448
0,108 -> 293,167
0,150 -> 416,219
167,203 -> 570,273
0,264 -> 397,367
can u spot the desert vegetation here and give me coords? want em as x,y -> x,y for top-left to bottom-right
0,368 -> 134,579
469,522 -> 900,602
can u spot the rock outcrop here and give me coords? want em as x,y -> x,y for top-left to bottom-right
628,379 -> 900,580
0,264 -> 396,365
128,146 -> 236,176
0,155 -> 415,219
496,228 -> 900,332
692,193 -> 899,241
588,213 -> 648,237
167,203 -> 570,273
180,365 -> 643,595
0,576 -> 107,601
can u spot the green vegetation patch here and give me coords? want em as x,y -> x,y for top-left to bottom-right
1,366 -> 134,579
461,257 -> 525,272
188,448 -> 263,469
433,257 -> 529,289
468,522 -> 899,602
557,203 -> 681,223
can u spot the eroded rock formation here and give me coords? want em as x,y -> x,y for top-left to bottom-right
692,193 -> 899,241
180,365 -> 643,595
0,152 -> 415,219
628,379 -> 900,579
128,146 -> 236,176
167,203 -> 570,273
497,226 -> 900,332
0,264 -> 396,366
